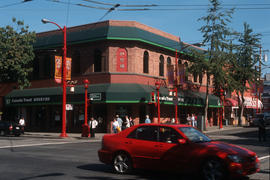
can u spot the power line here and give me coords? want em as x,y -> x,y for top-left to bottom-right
81,0 -> 157,7
0,0 -> 33,8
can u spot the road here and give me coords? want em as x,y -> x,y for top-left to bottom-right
0,127 -> 269,180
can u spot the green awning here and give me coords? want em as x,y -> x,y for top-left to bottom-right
4,83 -> 221,107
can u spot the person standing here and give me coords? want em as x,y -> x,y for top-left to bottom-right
145,115 -> 151,123
191,114 -> 196,127
258,116 -> 266,142
116,115 -> 123,131
129,116 -> 134,126
89,117 -> 98,138
19,116 -> 26,134
186,114 -> 191,125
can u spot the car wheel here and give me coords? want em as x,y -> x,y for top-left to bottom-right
201,158 -> 227,180
113,152 -> 132,174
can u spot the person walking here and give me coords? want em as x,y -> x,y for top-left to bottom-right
89,117 -> 98,138
124,115 -> 131,129
145,115 -> 151,123
116,115 -> 123,131
258,116 -> 266,142
112,118 -> 120,133
19,116 -> 26,134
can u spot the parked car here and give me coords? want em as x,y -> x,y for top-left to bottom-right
249,113 -> 270,126
98,124 -> 259,180
0,121 -> 21,136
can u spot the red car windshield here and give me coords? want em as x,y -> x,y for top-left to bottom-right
179,127 -> 211,143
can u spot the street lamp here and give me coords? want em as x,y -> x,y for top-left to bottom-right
155,81 -> 161,124
42,18 -> 67,137
83,79 -> 90,126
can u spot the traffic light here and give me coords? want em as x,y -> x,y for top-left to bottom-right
151,92 -> 156,103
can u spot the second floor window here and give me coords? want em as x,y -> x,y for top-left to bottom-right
94,49 -> 102,72
72,50 -> 81,75
143,51 -> 149,73
159,55 -> 164,76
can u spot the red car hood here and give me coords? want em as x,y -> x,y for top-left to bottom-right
200,141 -> 256,156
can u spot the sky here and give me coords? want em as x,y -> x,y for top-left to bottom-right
0,0 -> 270,75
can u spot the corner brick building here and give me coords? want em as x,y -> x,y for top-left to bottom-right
1,20 -> 229,133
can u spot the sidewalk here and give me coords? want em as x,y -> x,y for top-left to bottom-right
23,125 -> 244,140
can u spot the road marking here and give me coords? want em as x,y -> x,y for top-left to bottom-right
258,155 -> 270,161
0,140 -> 100,149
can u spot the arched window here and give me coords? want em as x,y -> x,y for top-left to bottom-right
167,57 -> 171,65
159,55 -> 164,76
94,49 -> 102,72
184,62 -> 188,81
178,59 -> 182,65
72,50 -> 81,75
44,54 -> 51,78
143,51 -> 149,73
193,72 -> 198,82
199,73 -> 203,84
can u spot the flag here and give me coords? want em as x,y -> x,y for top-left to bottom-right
54,56 -> 62,84
66,57 -> 72,80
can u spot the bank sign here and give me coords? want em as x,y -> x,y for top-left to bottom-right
5,96 -> 52,105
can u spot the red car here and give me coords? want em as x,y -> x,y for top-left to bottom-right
98,124 -> 259,180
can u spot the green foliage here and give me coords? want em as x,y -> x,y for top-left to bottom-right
0,18 -> 36,89
228,22 -> 261,95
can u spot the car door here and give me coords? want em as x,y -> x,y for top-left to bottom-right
157,126 -> 192,172
126,125 -> 160,169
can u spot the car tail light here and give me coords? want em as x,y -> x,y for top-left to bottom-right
9,125 -> 13,131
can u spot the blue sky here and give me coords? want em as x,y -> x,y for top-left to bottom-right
1,0 -> 270,75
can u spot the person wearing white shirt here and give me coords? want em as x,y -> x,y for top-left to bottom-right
19,116 -> 25,134
89,117 -> 98,137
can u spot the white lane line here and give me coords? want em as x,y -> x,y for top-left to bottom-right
0,140 -> 100,149
258,155 -> 270,161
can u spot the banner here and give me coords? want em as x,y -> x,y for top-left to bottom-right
66,57 -> 72,80
167,65 -> 175,85
55,56 -> 62,84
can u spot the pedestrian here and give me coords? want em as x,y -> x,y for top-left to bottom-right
186,114 -> 191,125
112,118 -> 120,133
258,116 -> 266,142
191,114 -> 196,127
145,115 -> 151,123
19,116 -> 26,134
124,115 -> 131,129
116,115 -> 123,131
89,117 -> 98,138
129,116 -> 134,126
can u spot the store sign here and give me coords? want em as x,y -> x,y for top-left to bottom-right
5,96 -> 51,105
89,93 -> 102,101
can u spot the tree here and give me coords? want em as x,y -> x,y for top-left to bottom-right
189,0 -> 234,129
0,18 -> 36,89
228,22 -> 261,125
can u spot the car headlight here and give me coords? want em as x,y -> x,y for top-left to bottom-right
227,155 -> 242,163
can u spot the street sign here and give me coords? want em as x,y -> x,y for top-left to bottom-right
66,104 -> 73,110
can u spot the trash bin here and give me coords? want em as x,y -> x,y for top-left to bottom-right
197,115 -> 204,131
81,124 -> 90,137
